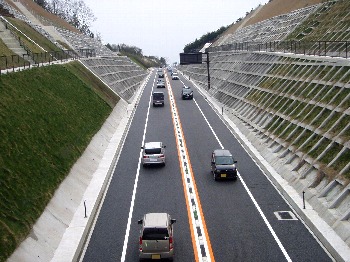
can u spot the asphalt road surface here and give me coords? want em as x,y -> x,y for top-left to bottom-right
81,69 -> 333,262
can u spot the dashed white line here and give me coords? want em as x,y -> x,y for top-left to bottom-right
120,73 -> 157,262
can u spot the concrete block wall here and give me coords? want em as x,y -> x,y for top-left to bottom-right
179,50 -> 350,247
214,4 -> 320,47
81,57 -> 148,102
56,28 -> 115,57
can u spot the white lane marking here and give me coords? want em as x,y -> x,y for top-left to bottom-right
120,73 -> 157,262
79,72 -> 153,262
193,99 -> 223,149
166,75 -> 213,262
193,99 -> 292,262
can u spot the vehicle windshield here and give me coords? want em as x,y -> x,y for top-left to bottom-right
142,228 -> 169,240
215,156 -> 234,165
145,148 -> 162,154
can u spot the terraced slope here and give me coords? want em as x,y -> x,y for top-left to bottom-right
180,0 -> 350,248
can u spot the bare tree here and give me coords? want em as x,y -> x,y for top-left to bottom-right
46,0 -> 96,35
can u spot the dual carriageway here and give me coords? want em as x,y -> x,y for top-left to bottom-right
80,69 -> 332,261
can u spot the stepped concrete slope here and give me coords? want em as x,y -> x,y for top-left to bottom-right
180,2 -> 350,260
81,57 -> 149,102
0,18 -> 28,56
11,0 -> 68,45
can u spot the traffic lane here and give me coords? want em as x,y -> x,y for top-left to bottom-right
180,77 -> 332,261
174,94 -> 288,261
82,72 -> 157,262
124,79 -> 195,261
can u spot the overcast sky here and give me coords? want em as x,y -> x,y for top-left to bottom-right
82,0 -> 269,64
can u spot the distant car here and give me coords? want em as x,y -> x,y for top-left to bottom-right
211,149 -> 237,181
157,80 -> 166,88
181,86 -> 193,100
172,73 -> 179,80
158,72 -> 164,78
138,213 -> 176,260
141,142 -> 166,166
152,91 -> 164,106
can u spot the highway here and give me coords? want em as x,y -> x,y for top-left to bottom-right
81,69 -> 333,262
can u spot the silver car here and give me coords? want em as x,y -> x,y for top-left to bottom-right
141,142 -> 166,166
138,213 -> 176,260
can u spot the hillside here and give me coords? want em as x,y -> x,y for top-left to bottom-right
213,0 -> 323,46
180,0 -> 350,258
1,0 -> 350,261
0,62 -> 116,262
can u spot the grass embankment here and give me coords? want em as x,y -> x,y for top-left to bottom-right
0,61 -> 117,261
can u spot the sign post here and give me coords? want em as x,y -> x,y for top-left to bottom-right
180,52 -> 211,90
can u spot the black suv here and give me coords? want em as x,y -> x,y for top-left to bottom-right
211,149 -> 237,181
181,86 -> 193,100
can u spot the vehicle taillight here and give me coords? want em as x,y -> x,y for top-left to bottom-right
143,155 -> 149,158
159,154 -> 164,158
169,236 -> 173,250
139,237 -> 142,251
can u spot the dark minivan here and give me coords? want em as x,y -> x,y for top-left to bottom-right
211,149 -> 238,181
152,91 -> 164,106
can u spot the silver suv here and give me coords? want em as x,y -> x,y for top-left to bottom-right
141,142 -> 166,166
138,213 -> 176,260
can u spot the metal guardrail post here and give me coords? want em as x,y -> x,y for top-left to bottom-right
346,42 -> 348,59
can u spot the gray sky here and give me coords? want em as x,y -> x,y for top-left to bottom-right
82,0 -> 269,63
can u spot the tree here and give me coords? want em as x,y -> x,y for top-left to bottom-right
46,0 -> 96,35
34,0 -> 48,9
183,26 -> 228,53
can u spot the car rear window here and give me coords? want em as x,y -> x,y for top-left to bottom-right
153,93 -> 164,99
145,148 -> 161,154
142,228 -> 169,240
215,156 -> 234,165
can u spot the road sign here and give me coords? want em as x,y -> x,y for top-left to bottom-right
179,53 -> 202,65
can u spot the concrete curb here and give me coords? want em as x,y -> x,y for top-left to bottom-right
52,70 -> 152,262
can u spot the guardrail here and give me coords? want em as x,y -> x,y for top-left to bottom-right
207,41 -> 350,59
0,49 -> 95,75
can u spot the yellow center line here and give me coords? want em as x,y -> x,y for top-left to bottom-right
165,73 -> 215,262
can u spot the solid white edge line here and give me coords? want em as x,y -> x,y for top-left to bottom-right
78,72 -> 152,262
193,99 -> 223,149
193,97 -> 292,262
120,73 -> 156,262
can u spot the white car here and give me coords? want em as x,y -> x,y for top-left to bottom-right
172,73 -> 179,80
141,142 -> 166,166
